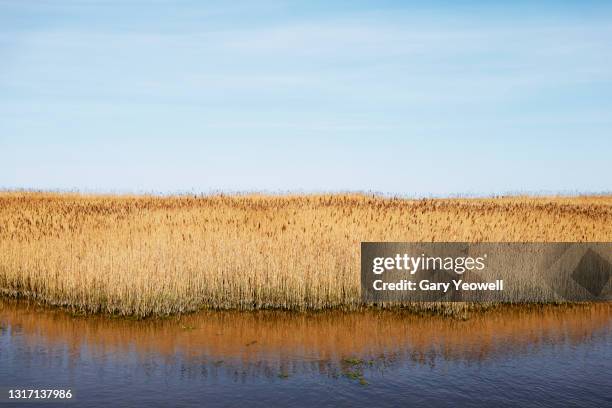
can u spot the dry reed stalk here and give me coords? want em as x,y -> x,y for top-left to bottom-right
1,192 -> 611,317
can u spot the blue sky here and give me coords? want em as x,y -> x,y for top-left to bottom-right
1,0 -> 611,196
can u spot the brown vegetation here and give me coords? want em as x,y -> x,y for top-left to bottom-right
1,192 -> 611,317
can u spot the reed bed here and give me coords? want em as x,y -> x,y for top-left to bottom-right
1,192 -> 611,317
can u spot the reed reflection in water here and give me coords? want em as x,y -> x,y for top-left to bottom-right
1,301 -> 611,407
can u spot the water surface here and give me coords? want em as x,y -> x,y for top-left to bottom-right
1,301 -> 611,407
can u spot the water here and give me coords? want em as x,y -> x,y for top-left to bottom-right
1,301 -> 611,407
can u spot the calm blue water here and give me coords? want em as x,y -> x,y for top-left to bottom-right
1,302 -> 611,407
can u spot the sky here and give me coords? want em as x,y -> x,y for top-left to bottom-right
1,0 -> 611,196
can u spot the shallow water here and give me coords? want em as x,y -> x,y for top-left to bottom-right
1,301 -> 611,407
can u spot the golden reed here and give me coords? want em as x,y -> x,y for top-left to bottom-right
1,192 -> 611,317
